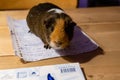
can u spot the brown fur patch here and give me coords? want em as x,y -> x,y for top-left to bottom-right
50,18 -> 70,48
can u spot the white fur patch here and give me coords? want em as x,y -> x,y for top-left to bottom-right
50,42 -> 62,50
47,8 -> 64,14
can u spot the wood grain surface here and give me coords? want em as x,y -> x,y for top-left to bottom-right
0,0 -> 77,10
0,7 -> 120,80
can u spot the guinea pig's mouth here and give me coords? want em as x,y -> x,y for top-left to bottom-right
49,41 -> 69,50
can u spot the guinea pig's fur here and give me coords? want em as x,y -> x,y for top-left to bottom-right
26,3 -> 76,49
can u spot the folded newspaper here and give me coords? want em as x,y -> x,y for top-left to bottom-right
0,63 -> 85,80
7,17 -> 98,61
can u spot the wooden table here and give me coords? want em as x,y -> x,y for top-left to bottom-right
0,7 -> 120,80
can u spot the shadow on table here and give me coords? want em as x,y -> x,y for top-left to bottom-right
62,47 -> 104,63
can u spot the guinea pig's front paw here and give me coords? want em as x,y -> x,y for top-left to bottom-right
28,30 -> 31,33
44,44 -> 51,49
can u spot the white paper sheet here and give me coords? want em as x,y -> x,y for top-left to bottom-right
0,63 -> 85,80
7,17 -> 98,61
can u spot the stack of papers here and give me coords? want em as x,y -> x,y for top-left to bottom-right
0,63 -> 85,80
7,17 -> 98,62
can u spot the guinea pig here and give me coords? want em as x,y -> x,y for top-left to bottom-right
26,3 -> 76,49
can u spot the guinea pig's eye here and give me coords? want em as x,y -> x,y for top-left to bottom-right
44,20 -> 51,28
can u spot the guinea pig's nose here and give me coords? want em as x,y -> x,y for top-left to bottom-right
54,41 -> 63,47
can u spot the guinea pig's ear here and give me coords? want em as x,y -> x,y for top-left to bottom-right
69,21 -> 76,27
64,14 -> 76,27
